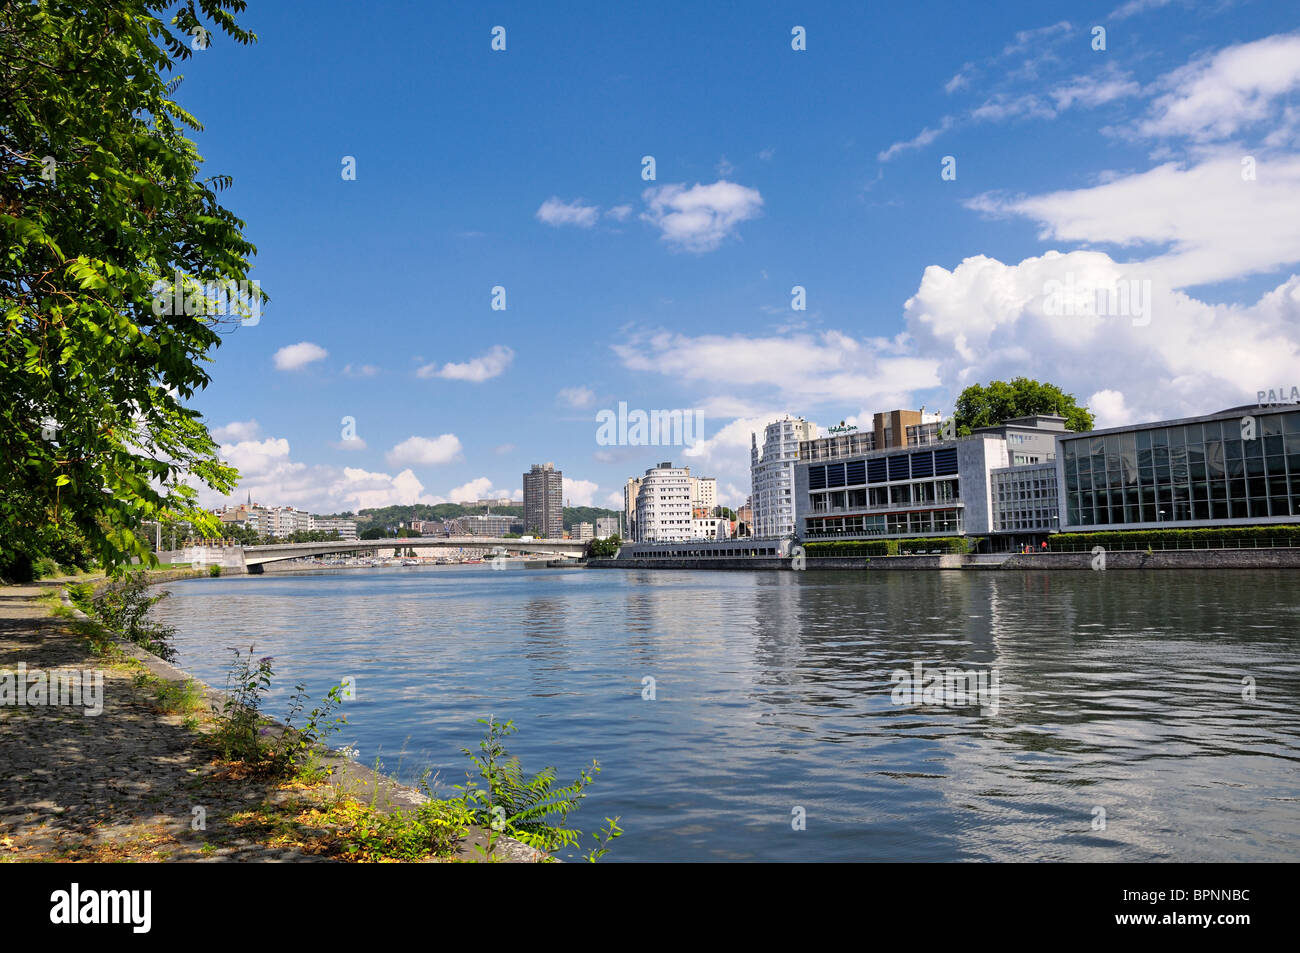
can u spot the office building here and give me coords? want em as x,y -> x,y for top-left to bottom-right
462,513 -> 518,536
571,521 -> 595,540
794,414 -> 1067,543
595,517 -> 620,538
523,462 -> 564,538
1057,405 -> 1300,530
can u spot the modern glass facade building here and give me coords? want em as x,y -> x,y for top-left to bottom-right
1058,406 -> 1300,529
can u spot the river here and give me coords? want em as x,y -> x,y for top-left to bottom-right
154,565 -> 1300,862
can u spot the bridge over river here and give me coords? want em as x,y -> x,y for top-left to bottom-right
161,536 -> 588,573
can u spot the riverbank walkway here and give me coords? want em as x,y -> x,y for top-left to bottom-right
0,575 -> 543,863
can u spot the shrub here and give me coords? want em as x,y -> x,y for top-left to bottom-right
208,564 -> 222,577
83,572 -> 178,661
211,646 -> 347,780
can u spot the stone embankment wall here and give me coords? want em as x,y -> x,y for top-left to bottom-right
996,548 -> 1300,570
589,549 -> 1300,571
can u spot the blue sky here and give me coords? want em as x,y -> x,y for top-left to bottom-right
174,0 -> 1300,513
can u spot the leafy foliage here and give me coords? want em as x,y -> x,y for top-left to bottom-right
81,571 -> 179,660
1,1 -> 262,573
586,533 -> 622,558
953,378 -> 1093,436
457,716 -> 602,858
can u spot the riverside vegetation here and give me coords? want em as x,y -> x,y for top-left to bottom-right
66,575 -> 619,862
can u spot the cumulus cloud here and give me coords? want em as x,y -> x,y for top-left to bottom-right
342,363 -> 379,377
640,180 -> 763,252
536,197 -> 600,228
386,434 -> 463,467
204,436 -> 445,513
447,476 -> 502,503
562,476 -> 600,506
606,204 -> 633,221
418,345 -> 514,383
272,341 -> 328,371
902,250 -> 1300,425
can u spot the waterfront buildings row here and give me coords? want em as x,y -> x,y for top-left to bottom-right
213,503 -> 358,540
786,403 -> 1300,551
622,463 -> 722,542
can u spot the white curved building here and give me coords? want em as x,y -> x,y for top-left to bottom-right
751,416 -> 818,538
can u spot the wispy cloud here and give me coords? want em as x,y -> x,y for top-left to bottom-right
536,196 -> 600,227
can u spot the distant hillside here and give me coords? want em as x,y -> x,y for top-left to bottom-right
318,502 -> 620,535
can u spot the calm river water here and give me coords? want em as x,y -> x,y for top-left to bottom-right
155,566 -> 1300,862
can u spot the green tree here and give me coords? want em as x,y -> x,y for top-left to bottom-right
952,378 -> 1093,436
1,1 -> 262,578
586,534 -> 621,558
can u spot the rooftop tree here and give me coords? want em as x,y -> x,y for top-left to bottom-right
952,378 -> 1094,436
1,0 -> 262,578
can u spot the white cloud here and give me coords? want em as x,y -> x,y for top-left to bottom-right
332,437 -> 368,451
878,117 -> 955,162
447,476 -> 502,503
969,153 -> 1300,287
386,434 -> 464,467
1049,73 -> 1140,111
613,329 -> 940,406
1001,21 -> 1073,57
606,204 -> 633,221
1138,34 -> 1300,142
536,196 -> 600,227
902,250 -> 1300,426
1087,389 -> 1138,429
944,66 -> 973,94
272,341 -> 328,371
970,94 -> 1056,122
557,386 -> 595,408
211,419 -> 260,443
418,345 -> 514,383
1110,0 -> 1173,19
562,476 -> 600,506
640,180 -> 763,252
342,363 -> 379,377
205,437 -> 444,513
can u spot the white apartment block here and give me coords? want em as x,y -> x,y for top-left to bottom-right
634,462 -> 694,542
751,416 -> 818,538
690,475 -> 717,514
572,521 -> 595,540
624,476 -> 642,541
308,516 -> 359,540
691,517 -> 731,540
